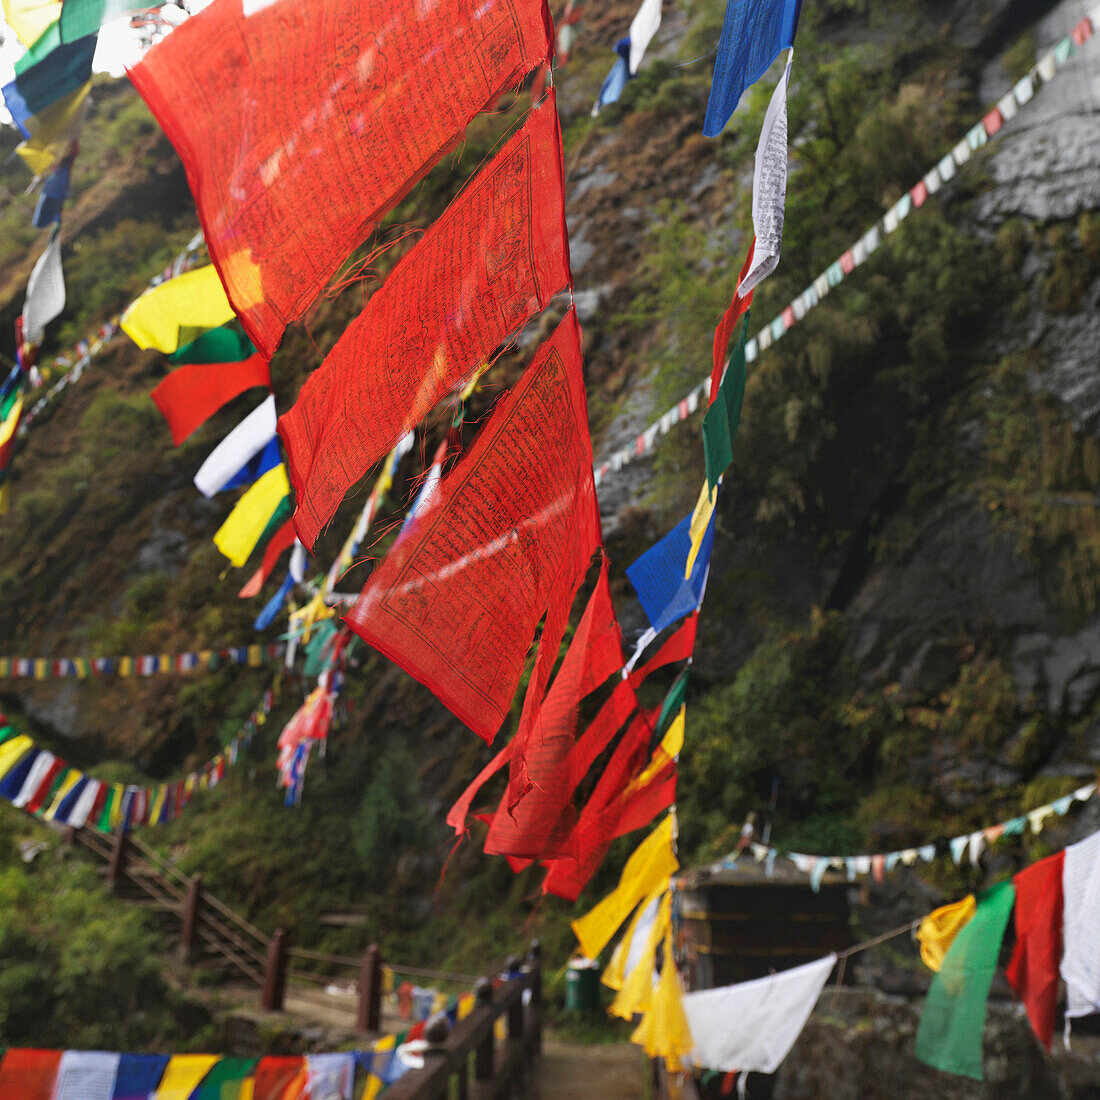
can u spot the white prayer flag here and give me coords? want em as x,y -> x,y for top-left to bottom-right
1062,830 -> 1100,1027
23,232 -> 66,344
628,0 -> 662,74
54,1052 -> 120,1100
683,954 -> 836,1073
738,51 -> 794,297
194,394 -> 278,498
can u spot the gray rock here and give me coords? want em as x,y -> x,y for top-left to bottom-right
899,638 -> 961,697
1044,635 -> 1090,712
774,985 -> 1081,1099
1012,632 -> 1052,703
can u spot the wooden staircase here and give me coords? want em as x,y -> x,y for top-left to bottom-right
75,826 -> 269,986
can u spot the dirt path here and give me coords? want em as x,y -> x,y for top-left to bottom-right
529,1039 -> 650,1100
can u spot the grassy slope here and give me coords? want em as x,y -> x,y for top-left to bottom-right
1,0 -> 1098,1044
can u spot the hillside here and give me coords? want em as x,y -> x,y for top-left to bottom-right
1,0 -> 1100,1089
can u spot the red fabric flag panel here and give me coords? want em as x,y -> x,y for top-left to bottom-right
129,0 -> 553,358
486,558 -> 623,859
345,308 -> 601,744
542,707 -> 659,901
1005,849 -> 1065,1050
279,92 -> 571,548
151,355 -> 272,445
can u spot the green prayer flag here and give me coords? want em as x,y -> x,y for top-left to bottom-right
96,786 -> 115,831
654,670 -> 689,740
168,325 -> 255,365
193,1056 -> 257,1098
0,726 -> 14,747
914,880 -> 1015,1081
59,0 -> 167,41
302,620 -> 339,679
14,24 -> 62,76
702,315 -> 749,491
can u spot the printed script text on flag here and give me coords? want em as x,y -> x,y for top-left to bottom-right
279,92 -> 571,548
345,310 -> 601,744
128,0 -> 554,358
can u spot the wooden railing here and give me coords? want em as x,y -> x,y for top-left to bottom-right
69,825 -> 478,1030
382,944 -> 543,1100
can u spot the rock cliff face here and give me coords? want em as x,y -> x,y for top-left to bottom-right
0,0 -> 1098,1076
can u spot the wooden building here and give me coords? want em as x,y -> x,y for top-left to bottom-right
674,858 -> 853,992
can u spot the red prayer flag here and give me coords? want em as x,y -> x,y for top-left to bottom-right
1072,17 -> 1093,45
252,1057 -> 305,1100
128,0 -> 553,358
279,93 -> 571,548
710,239 -> 755,404
345,309 -> 601,743
239,518 -> 297,598
910,179 -> 928,208
983,107 -> 1004,137
839,249 -> 856,274
0,1050 -> 62,1100
542,707 -> 659,901
486,558 -> 623,859
613,760 -> 677,838
24,759 -> 65,815
151,355 -> 271,445
1006,849 -> 1065,1050
446,740 -> 514,836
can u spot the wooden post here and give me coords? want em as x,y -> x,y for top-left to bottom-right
473,978 -> 494,1085
106,827 -> 127,889
357,943 -> 382,1033
180,874 -> 202,959
526,939 -> 543,1060
63,825 -> 76,848
261,928 -> 287,1012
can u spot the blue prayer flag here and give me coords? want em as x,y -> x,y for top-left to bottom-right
254,571 -> 295,631
111,1053 -> 170,1098
596,40 -> 632,111
222,436 -> 282,492
0,747 -> 38,800
626,507 -> 716,634
703,0 -> 801,136
7,33 -> 97,118
33,155 -> 74,228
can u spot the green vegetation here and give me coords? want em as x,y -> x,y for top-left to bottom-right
0,807 -> 210,1049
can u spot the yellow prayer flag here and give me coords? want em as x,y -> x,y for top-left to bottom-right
457,992 -> 475,1021
0,659 -> 9,676
603,883 -> 668,992
685,481 -> 717,578
43,769 -> 82,820
32,658 -> 47,681
120,264 -> 235,353
610,891 -> 671,1021
15,81 -> 91,177
3,0 -> 62,47
153,1054 -> 220,1099
213,464 -> 290,567
0,395 -> 24,448
362,1035 -> 396,1100
0,735 -> 34,779
630,928 -> 693,1072
149,785 -> 167,822
238,1083 -> 255,1100
624,708 -> 685,799
917,895 -> 976,972
247,644 -> 262,668
108,784 -> 124,830
572,815 -> 679,962
119,656 -> 133,678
